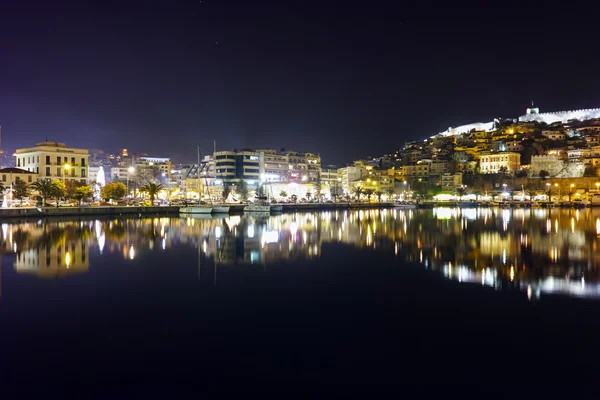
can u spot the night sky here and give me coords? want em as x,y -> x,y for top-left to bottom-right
2,1 -> 600,165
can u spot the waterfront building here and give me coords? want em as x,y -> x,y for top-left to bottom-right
441,173 -> 463,192
14,142 -> 89,184
337,161 -> 369,195
214,149 -> 261,193
258,149 -> 321,184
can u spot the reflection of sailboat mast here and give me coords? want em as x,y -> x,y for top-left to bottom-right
197,235 -> 202,282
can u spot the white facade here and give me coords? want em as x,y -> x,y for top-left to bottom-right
14,142 -> 89,183
479,152 -> 521,175
133,156 -> 171,175
258,149 -> 321,184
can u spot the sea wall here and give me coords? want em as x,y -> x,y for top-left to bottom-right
0,206 -> 180,219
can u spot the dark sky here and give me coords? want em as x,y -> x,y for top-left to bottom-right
1,1 -> 600,165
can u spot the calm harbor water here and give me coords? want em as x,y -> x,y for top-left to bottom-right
2,209 -> 600,394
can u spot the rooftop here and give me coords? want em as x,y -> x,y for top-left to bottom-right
0,167 -> 37,174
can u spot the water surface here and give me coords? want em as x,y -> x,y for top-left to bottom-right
2,209 -> 600,394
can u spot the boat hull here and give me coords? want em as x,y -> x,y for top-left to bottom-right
394,203 -> 416,209
270,205 -> 283,212
211,206 -> 230,213
243,205 -> 271,213
179,206 -> 213,214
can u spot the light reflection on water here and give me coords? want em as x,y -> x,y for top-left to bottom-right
3,207 -> 600,301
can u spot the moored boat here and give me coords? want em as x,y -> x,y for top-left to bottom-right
243,201 -> 271,213
211,205 -> 230,213
179,206 -> 213,214
394,202 -> 416,209
270,204 -> 283,212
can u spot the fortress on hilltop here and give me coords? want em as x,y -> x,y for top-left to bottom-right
435,104 -> 600,138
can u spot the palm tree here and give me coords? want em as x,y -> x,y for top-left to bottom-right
139,182 -> 165,205
375,191 -> 383,202
364,188 -> 375,202
386,188 -> 394,202
352,185 -> 363,201
29,179 -> 58,206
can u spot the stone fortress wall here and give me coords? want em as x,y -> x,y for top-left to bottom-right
518,108 -> 600,124
436,107 -> 600,138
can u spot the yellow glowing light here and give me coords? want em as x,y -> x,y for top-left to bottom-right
64,164 -> 71,170
65,252 -> 71,267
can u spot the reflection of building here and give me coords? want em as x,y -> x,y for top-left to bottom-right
14,142 -> 89,183
15,242 -> 89,278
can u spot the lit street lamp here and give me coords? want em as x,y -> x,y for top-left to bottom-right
63,164 -> 71,183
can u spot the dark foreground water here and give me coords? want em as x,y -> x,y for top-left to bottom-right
2,209 -> 600,396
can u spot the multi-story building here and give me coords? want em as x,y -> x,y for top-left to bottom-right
441,173 -> 463,192
541,130 -> 566,141
505,140 -> 523,152
132,156 -> 171,176
14,142 -> 89,184
401,162 -> 431,180
338,161 -> 369,195
258,149 -> 321,184
457,161 -> 478,174
110,167 -> 135,183
320,166 -> 340,197
479,151 -> 521,175
260,149 -> 291,183
429,160 -> 449,177
214,149 -> 261,189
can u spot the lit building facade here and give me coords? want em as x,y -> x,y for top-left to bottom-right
258,149 -> 321,184
14,142 -> 89,184
132,156 -> 171,176
214,149 -> 261,189
479,151 -> 521,175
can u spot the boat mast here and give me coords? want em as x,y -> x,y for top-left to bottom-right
197,145 -> 201,202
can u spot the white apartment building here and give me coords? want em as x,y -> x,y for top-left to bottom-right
14,142 -> 89,183
259,149 -> 321,184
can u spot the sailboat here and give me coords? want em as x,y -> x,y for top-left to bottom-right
263,182 -> 283,212
180,145 -> 213,214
